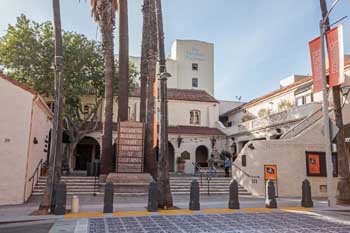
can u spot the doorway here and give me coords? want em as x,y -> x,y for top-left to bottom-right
196,145 -> 209,167
75,137 -> 100,170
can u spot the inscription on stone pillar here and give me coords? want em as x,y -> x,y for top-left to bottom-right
116,121 -> 145,173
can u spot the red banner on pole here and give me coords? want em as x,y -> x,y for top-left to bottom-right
326,24 -> 344,87
309,36 -> 322,93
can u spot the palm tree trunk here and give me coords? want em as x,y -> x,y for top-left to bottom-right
99,0 -> 116,175
155,0 -> 173,208
144,0 -> 158,178
320,0 -> 350,203
118,0 -> 129,121
39,0 -> 64,213
140,0 -> 150,123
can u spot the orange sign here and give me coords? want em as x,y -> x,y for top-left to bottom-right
309,36 -> 322,93
308,153 -> 320,174
264,165 -> 277,180
326,25 -> 345,87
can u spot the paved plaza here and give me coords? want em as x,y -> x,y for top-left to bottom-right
48,210 -> 350,233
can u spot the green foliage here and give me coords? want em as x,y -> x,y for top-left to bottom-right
257,108 -> 272,118
241,114 -> 255,122
0,14 -> 138,123
278,100 -> 294,111
219,150 -> 232,160
176,156 -> 185,164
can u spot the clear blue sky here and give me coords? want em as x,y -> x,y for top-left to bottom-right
1,0 -> 350,101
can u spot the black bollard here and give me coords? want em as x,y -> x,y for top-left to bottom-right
265,180 -> 277,208
54,182 -> 67,215
147,181 -> 159,212
301,179 -> 313,207
228,179 -> 240,209
103,182 -> 114,213
189,180 -> 200,210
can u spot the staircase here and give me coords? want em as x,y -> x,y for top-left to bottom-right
32,176 -> 98,195
33,175 -> 251,196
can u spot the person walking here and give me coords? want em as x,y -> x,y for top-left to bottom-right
224,157 -> 232,177
207,154 -> 216,177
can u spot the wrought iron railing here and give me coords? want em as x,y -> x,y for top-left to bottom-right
232,162 -> 259,184
28,159 -> 43,193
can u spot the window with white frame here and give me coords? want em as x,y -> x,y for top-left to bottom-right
190,110 -> 201,125
192,78 -> 198,88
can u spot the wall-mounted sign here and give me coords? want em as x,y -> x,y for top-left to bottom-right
345,138 -> 350,143
305,151 -> 338,177
264,165 -> 277,181
185,47 -> 206,61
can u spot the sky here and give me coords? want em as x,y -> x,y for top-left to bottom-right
1,0 -> 350,101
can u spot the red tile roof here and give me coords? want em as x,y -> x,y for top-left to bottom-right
0,73 -> 37,95
168,125 -> 225,135
130,88 -> 218,103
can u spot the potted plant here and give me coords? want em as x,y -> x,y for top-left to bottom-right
176,156 -> 185,173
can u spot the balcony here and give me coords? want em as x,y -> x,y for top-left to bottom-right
217,102 -> 322,136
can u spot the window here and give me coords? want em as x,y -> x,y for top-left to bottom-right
227,121 -> 233,127
242,155 -> 247,167
305,94 -> 313,104
192,78 -> 198,88
192,63 -> 198,71
190,110 -> 201,125
296,96 -> 304,106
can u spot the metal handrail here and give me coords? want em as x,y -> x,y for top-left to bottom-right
28,159 -> 43,193
232,162 -> 260,179
192,162 -> 204,185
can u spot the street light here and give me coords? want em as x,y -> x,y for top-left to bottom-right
319,0 -> 341,208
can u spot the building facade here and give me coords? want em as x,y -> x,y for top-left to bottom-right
0,74 -> 52,205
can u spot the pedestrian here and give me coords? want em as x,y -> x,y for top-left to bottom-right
224,157 -> 232,177
207,154 -> 216,177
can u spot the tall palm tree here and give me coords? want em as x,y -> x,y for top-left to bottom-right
155,0 -> 173,208
144,0 -> 158,178
319,0 -> 350,204
139,0 -> 150,123
118,0 -> 129,121
90,0 -> 118,174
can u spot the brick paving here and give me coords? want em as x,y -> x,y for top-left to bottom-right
81,212 -> 350,233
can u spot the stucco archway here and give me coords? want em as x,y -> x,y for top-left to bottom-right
74,136 -> 100,170
196,145 -> 209,167
168,142 -> 175,172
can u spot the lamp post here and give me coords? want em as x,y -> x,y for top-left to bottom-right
319,0 -> 340,207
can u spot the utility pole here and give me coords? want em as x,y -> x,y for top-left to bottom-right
320,0 -> 350,205
319,19 -> 335,208
39,0 -> 64,213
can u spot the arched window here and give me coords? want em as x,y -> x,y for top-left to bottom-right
190,110 -> 201,125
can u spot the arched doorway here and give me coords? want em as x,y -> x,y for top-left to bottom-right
168,142 -> 175,172
196,145 -> 208,167
75,137 -> 100,170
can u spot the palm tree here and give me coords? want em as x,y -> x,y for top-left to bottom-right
144,0 -> 158,178
118,0 -> 129,121
139,0 -> 150,123
155,0 -> 173,208
319,0 -> 350,204
90,0 -> 118,174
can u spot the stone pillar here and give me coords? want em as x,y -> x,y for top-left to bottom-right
147,181 -> 159,212
103,182 -> 114,213
265,180 -> 277,208
228,179 -> 240,209
301,179 -> 313,208
54,182 -> 66,215
189,180 -> 200,210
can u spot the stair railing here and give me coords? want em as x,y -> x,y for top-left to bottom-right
28,159 -> 43,194
192,162 -> 204,185
232,162 -> 260,184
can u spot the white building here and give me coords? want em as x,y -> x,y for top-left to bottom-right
130,40 -> 215,96
0,74 -> 52,205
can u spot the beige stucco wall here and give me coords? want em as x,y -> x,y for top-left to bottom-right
0,78 -> 33,205
232,116 -> 339,198
24,99 -> 52,201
